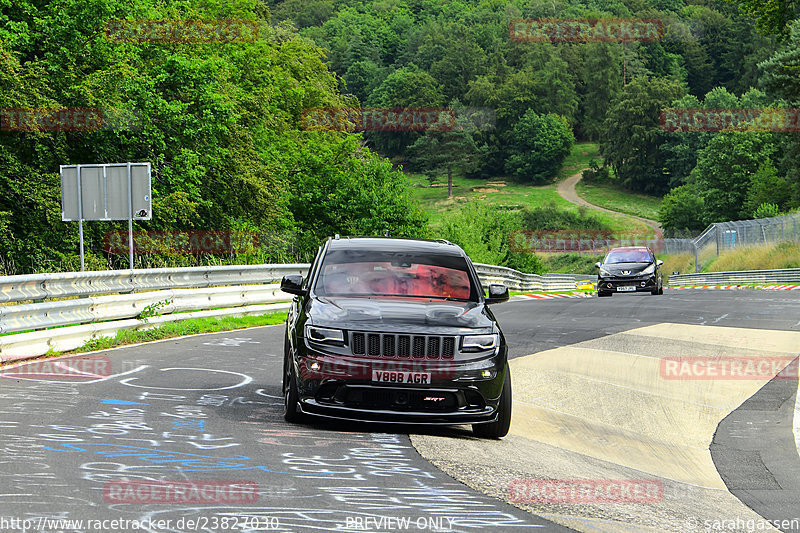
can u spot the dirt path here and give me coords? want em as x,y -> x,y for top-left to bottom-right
558,170 -> 662,233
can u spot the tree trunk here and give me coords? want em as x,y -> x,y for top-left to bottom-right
448,170 -> 453,198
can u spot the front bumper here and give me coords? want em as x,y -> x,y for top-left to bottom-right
597,276 -> 658,292
293,350 -> 506,425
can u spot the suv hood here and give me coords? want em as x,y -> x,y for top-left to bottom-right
306,296 -> 493,334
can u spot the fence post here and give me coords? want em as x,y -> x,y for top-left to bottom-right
694,242 -> 700,273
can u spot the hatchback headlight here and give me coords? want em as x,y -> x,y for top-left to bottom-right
462,333 -> 499,352
641,264 -> 655,275
305,325 -> 345,345
599,268 -> 612,277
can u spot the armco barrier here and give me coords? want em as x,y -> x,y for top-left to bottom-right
473,263 -> 595,291
0,264 -> 308,303
669,268 -> 800,287
0,263 -> 595,360
0,285 -> 286,334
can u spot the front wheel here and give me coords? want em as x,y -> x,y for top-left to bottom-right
473,367 -> 512,439
283,336 -> 305,423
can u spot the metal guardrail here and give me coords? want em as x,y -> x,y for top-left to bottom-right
669,268 -> 800,286
0,262 -> 594,360
473,263 -> 595,291
0,264 -> 309,304
0,285 -> 286,334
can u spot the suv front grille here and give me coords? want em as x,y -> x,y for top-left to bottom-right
351,332 -> 456,359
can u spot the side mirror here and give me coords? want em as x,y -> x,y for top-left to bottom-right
485,284 -> 509,304
594,262 -> 601,268
280,275 -> 307,296
656,260 -> 663,267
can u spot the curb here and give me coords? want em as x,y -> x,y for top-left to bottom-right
516,293 -> 594,300
670,285 -> 800,290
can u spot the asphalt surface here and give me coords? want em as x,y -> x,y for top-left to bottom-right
0,289 -> 798,533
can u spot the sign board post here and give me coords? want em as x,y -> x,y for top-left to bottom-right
60,162 -> 152,270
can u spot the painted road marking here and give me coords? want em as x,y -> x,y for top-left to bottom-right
796,377 -> 800,461
412,323 -> 800,533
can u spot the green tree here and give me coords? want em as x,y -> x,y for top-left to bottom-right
691,132 -> 777,221
601,76 -> 686,194
760,20 -> 800,205
540,55 -> 579,126
728,0 -> 800,39
366,64 -> 445,156
581,43 -> 622,140
658,184 -> 706,233
407,102 -> 489,198
744,160 -> 793,215
505,111 -> 574,184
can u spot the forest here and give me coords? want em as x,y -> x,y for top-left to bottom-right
1,0 -> 799,273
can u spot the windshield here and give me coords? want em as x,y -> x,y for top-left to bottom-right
604,250 -> 653,264
315,249 -> 476,300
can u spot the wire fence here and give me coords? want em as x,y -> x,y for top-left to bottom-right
662,213 -> 800,272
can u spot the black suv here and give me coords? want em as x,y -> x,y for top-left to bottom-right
595,246 -> 664,297
279,236 -> 512,438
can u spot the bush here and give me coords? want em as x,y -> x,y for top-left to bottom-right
520,202 -> 606,231
438,202 -> 516,267
581,159 -> 612,183
753,202 -> 780,219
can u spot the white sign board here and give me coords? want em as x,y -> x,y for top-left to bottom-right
61,163 -> 152,221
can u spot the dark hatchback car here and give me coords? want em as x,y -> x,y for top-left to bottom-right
279,236 -> 512,438
595,246 -> 664,297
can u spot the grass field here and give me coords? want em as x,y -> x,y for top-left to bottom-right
704,242 -> 800,272
557,142 -> 600,180
407,143 -> 651,234
575,181 -> 663,221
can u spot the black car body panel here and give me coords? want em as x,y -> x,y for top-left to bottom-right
282,237 -> 509,426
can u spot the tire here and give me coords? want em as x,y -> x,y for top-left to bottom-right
283,335 -> 305,423
473,367 -> 512,439
598,291 -> 612,297
658,286 -> 664,295
650,288 -> 659,295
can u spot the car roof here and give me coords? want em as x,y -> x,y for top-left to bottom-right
326,236 -> 465,256
607,246 -> 652,252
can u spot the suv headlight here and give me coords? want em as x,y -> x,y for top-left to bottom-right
461,333 -> 499,352
305,325 -> 345,345
641,264 -> 655,275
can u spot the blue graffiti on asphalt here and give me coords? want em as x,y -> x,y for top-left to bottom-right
100,399 -> 149,406
41,442 -> 336,476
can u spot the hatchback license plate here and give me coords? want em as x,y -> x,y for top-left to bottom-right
373,370 -> 431,384
616,285 -> 636,292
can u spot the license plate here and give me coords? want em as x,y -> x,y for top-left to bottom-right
616,286 -> 636,292
372,370 -> 431,384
